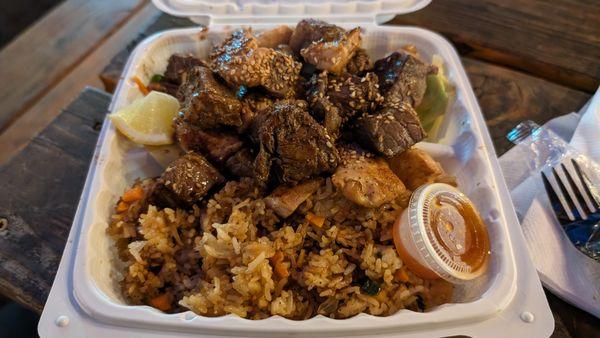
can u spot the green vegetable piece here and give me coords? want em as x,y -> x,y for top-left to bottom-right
416,74 -> 449,135
361,278 -> 380,296
151,74 -> 165,83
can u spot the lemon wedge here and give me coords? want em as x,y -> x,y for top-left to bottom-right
109,91 -> 180,145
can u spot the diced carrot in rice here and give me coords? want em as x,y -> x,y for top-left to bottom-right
122,186 -> 144,202
395,268 -> 410,283
275,262 -> 289,278
150,293 -> 171,311
270,251 -> 284,265
116,201 -> 129,213
306,212 -> 325,228
131,76 -> 150,96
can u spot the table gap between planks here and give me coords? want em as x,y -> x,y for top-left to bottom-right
0,1 -> 598,337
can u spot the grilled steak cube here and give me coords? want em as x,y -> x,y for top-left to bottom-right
226,148 -> 255,178
306,72 -> 343,138
309,96 -> 344,140
308,71 -> 382,118
210,29 -> 301,98
147,81 -> 180,97
196,130 -> 244,165
307,71 -> 382,139
164,54 -> 205,85
259,49 -> 303,98
174,118 -> 203,152
156,152 -> 224,207
354,100 -> 425,157
289,19 -> 361,74
175,122 -> 243,165
252,100 -> 339,184
345,48 -> 372,75
275,44 -> 294,57
373,51 -> 437,107
145,54 -> 204,97
165,54 -> 204,84
178,66 -> 243,129
290,19 -> 346,52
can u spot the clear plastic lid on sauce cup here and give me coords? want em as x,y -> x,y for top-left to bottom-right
393,183 -> 491,283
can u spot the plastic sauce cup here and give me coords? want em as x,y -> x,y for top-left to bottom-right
393,183 -> 491,283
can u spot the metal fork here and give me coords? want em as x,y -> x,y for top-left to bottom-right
541,158 -> 600,259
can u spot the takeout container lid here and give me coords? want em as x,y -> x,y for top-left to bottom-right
39,2 -> 554,337
151,0 -> 432,25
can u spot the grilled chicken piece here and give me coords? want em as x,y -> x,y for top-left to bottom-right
256,25 -> 294,48
210,29 -> 301,98
332,149 -> 406,208
289,19 -> 361,74
265,179 -> 323,217
252,100 -> 339,184
164,54 -> 205,85
373,51 -> 437,107
225,148 -> 255,178
387,148 -> 456,190
154,152 -> 224,207
345,48 -> 372,75
178,66 -> 242,129
354,99 -> 426,157
307,71 -> 383,139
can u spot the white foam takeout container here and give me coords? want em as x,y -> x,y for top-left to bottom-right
39,1 -> 554,337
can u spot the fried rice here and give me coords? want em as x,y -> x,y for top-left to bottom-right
107,177 -> 453,319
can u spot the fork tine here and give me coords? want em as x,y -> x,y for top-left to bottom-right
571,158 -> 600,210
551,167 -> 581,220
542,171 -> 573,224
560,162 -> 592,215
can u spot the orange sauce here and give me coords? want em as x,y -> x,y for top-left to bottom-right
393,191 -> 490,280
429,195 -> 490,274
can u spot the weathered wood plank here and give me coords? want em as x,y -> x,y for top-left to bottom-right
99,15 -> 196,92
0,3 -> 161,165
390,0 -> 600,92
0,0 -> 146,133
463,57 -> 591,155
546,290 -> 598,338
0,88 -> 111,313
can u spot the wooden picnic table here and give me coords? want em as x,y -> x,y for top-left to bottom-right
0,0 -> 598,337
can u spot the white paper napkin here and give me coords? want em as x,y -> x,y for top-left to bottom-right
499,88 -> 600,318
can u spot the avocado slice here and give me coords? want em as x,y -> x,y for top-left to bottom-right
416,74 -> 449,136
